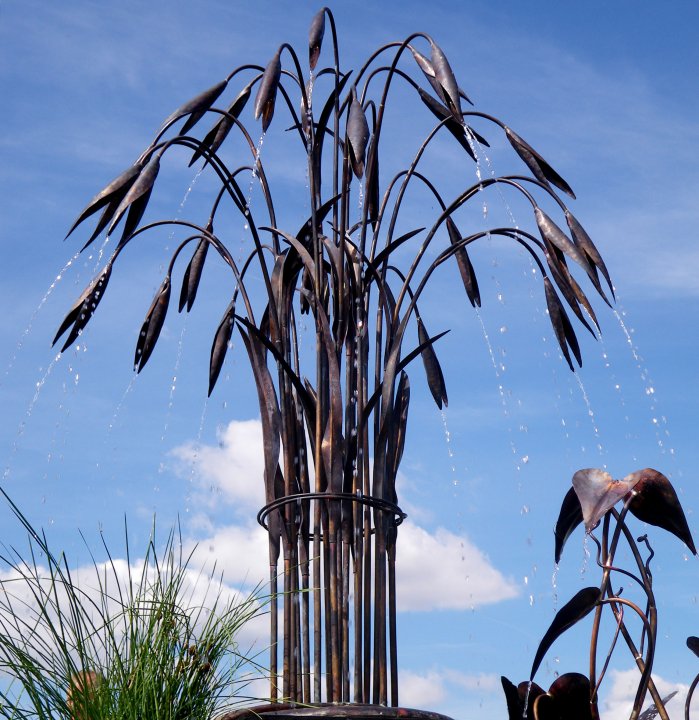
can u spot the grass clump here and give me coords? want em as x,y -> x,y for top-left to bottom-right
0,493 -> 264,720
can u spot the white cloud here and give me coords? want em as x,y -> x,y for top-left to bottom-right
398,667 -> 500,711
396,523 -> 519,611
171,419 -> 266,512
601,668 -> 696,720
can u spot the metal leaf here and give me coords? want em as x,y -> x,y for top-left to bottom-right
65,163 -> 142,240
416,88 -> 475,161
308,9 -> 325,70
53,265 -> 112,351
536,208 -> 595,282
628,468 -> 696,555
161,79 -> 228,135
179,238 -> 209,312
388,372 -> 410,485
254,49 -> 282,132
446,217 -> 480,306
107,154 -> 161,239
417,317 -> 448,409
429,40 -> 462,123
501,677 -> 545,720
572,468 -> 640,532
638,692 -> 678,720
134,276 -> 171,372
565,209 -> 614,300
365,135 -> 380,228
208,299 -> 236,396
347,88 -> 369,178
505,126 -> 575,199
546,673 -> 592,720
530,587 -> 600,680
554,486 -> 583,563
189,82 -> 253,167
546,252 -> 598,335
543,276 -> 579,371
687,636 -> 699,658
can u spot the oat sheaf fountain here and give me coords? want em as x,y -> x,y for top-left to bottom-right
56,7 -> 613,719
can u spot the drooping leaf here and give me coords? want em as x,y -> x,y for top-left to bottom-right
546,252 -> 598,336
627,468 -> 696,555
446,217 -> 480,306
387,372 -> 410,486
308,9 -> 325,70
179,238 -> 209,312
254,49 -> 282,132
530,587 -> 600,680
347,88 -> 369,178
417,317 -> 447,409
416,88 -> 475,161
543,276 -> 579,371
687,636 -> 699,658
571,468 -> 640,532
565,210 -> 614,300
53,265 -> 112,351
65,163 -> 143,240
107,154 -> 161,240
535,208 -> 595,282
134,277 -> 171,372
505,125 -> 576,199
189,82 -> 253,166
429,41 -> 463,122
555,486 -> 584,563
208,299 -> 236,396
365,135 -> 380,228
160,80 -> 228,134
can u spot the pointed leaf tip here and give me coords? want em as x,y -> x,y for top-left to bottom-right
347,89 -> 369,178
628,468 -> 696,554
572,468 -> 640,531
530,587 -> 600,681
429,40 -> 462,123
162,79 -> 228,135
209,300 -> 236,396
254,50 -> 282,132
308,9 -> 325,70
134,277 -> 171,372
505,125 -> 575,199
554,486 -> 583,563
417,317 -> 448,409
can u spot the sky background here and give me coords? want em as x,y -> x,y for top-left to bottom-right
2,1 -> 699,718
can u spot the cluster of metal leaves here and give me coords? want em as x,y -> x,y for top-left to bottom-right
555,468 -> 696,563
56,6 -> 616,710
505,468 -> 696,720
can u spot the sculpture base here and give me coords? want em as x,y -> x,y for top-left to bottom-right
220,703 -> 456,720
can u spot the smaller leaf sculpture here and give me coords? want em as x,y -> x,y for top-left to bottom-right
571,467 -> 639,531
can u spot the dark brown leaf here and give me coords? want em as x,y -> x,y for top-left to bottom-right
505,126 -> 575,199
446,217 -> 480,306
179,238 -> 209,312
501,677 -> 545,720
161,79 -> 228,135
687,636 -> 699,658
107,154 -> 161,240
347,88 -> 369,178
53,265 -> 112,351
536,208 -> 595,282
555,486 -> 583,563
547,673 -> 592,720
628,468 -> 696,555
417,317 -> 448,409
134,277 -> 171,372
308,9 -> 325,70
416,88 -> 476,161
254,49 -> 282,132
208,299 -> 236,396
429,41 -> 462,123
189,82 -> 253,166
65,163 -> 143,241
543,276 -> 580,371
530,587 -> 600,680
565,210 -> 614,301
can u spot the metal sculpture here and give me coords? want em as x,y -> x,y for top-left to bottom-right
503,467 -> 695,720
56,6 -> 613,710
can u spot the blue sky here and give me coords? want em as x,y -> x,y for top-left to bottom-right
2,1 -> 699,717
